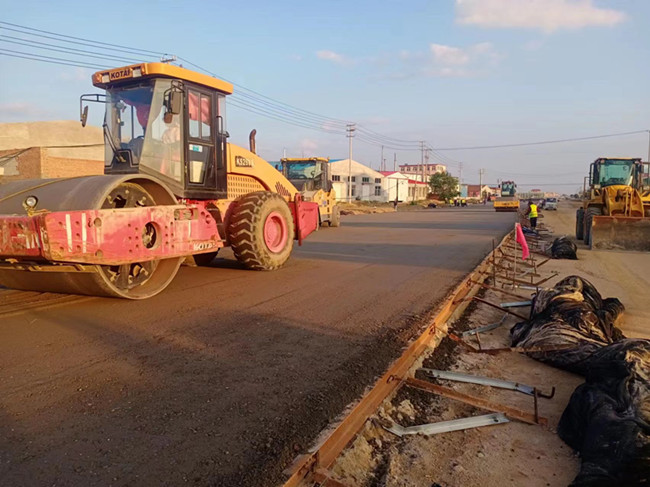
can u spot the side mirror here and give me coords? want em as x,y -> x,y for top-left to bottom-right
80,105 -> 89,127
168,90 -> 182,114
163,88 -> 183,123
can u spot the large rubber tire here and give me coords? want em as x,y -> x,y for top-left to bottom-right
228,191 -> 295,270
576,208 -> 585,241
329,205 -> 341,227
584,207 -> 602,249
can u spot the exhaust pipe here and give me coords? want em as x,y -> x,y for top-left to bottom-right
249,129 -> 257,154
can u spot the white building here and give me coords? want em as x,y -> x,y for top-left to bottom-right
398,163 -> 447,183
407,179 -> 429,201
330,159 -> 387,202
380,171 -> 410,203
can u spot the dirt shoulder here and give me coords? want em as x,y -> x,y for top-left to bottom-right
322,201 -> 648,487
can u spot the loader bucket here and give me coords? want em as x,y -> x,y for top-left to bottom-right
590,215 -> 650,251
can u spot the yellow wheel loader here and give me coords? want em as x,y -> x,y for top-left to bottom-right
279,157 -> 340,227
576,158 -> 650,251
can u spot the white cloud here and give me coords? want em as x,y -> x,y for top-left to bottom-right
430,44 -> 471,65
0,102 -> 52,122
316,50 -> 348,65
423,42 -> 501,77
523,39 -> 545,51
57,67 -> 93,82
300,138 -> 319,153
456,0 -> 626,33
370,41 -> 502,80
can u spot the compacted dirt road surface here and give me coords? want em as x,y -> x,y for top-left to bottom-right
0,207 -> 513,487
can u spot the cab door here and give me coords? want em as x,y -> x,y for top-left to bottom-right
184,87 -> 227,199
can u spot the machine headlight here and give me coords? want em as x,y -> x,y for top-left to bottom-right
132,67 -> 142,77
24,195 -> 38,209
102,74 -> 110,83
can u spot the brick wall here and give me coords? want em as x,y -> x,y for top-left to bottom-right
0,147 -> 43,182
0,147 -> 103,182
41,153 -> 103,178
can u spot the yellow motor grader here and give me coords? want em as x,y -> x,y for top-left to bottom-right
576,157 -> 650,250
0,63 -> 320,299
278,157 -> 340,227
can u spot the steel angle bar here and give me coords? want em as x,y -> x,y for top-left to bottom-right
468,280 -> 530,300
420,368 -> 535,395
500,301 -> 533,308
383,413 -> 509,437
471,296 -> 529,320
461,314 -> 508,337
405,378 -> 547,426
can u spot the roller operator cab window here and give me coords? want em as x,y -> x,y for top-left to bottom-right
501,182 -> 515,196
105,79 -> 183,183
597,160 -> 635,187
286,162 -> 320,180
188,91 -> 212,140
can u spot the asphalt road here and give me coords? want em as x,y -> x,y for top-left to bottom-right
0,207 -> 514,487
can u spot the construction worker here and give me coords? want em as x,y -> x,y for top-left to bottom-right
527,199 -> 538,229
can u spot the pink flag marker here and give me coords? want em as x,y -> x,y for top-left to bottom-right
515,223 -> 530,260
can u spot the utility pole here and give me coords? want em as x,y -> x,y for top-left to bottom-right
381,145 -> 384,171
459,161 -> 463,183
420,141 -> 425,183
647,129 -> 650,163
393,153 -> 397,172
424,147 -> 430,185
479,168 -> 485,200
347,123 -> 356,201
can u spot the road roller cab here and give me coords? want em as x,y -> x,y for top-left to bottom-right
82,63 -> 233,201
0,63 -> 320,299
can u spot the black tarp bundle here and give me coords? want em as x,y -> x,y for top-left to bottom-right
510,276 -> 649,486
550,236 -> 578,260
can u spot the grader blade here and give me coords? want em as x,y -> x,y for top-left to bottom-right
591,216 -> 650,251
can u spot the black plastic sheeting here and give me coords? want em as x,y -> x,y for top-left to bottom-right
510,276 -> 649,486
550,236 -> 578,260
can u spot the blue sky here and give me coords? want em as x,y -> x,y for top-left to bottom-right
1,0 -> 649,192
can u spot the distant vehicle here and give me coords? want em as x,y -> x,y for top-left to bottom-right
545,197 -> 558,210
278,157 -> 340,227
494,180 -> 519,212
576,157 -> 650,250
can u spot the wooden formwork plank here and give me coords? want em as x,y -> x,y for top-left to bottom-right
405,378 -> 547,426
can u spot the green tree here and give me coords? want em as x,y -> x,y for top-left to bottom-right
428,171 -> 460,200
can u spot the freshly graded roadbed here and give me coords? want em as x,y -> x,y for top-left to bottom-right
0,207 -> 513,487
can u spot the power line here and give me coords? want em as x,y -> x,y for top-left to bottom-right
0,21 -> 163,56
176,56 -> 351,126
0,48 -> 104,69
0,36 -> 144,64
0,21 -> 437,154
434,130 -> 648,151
